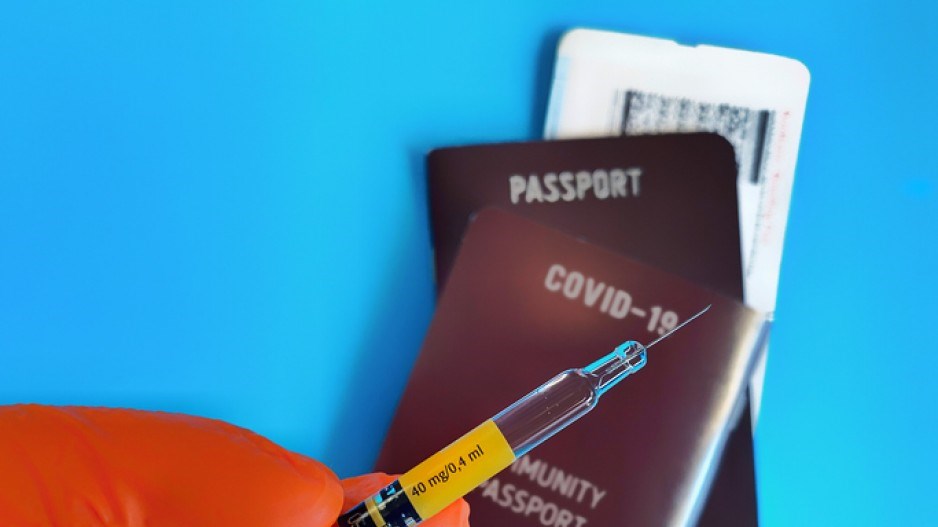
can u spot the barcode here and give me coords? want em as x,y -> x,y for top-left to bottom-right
619,90 -> 774,184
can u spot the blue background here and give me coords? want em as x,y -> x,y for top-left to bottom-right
2,2 -> 936,525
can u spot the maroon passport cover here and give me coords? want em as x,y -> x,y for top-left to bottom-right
375,209 -> 767,526
423,133 -> 760,525
426,133 -> 743,298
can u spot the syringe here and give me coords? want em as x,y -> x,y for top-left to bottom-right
337,305 -> 711,527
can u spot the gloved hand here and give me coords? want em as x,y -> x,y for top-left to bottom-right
0,405 -> 470,527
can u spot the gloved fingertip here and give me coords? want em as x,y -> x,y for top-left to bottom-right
284,451 -> 346,522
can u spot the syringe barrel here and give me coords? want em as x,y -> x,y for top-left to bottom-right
493,340 -> 647,456
492,369 -> 599,457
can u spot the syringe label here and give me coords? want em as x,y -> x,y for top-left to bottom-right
400,419 -> 516,520
336,420 -> 516,527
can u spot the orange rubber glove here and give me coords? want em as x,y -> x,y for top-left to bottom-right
0,405 -> 470,527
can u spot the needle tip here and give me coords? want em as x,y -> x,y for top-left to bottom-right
645,304 -> 712,350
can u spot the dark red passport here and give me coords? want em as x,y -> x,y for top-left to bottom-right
376,209 -> 767,527
426,133 -> 743,300
422,133 -> 760,525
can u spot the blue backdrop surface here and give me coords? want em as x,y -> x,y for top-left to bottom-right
2,2 -> 936,525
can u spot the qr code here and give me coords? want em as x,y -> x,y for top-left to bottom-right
620,90 -> 774,184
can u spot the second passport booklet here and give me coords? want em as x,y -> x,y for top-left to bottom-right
423,133 -> 760,525
425,133 -> 743,299
375,209 -> 767,526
